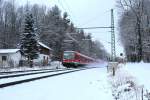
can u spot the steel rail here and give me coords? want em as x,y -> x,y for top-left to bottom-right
0,67 -> 95,88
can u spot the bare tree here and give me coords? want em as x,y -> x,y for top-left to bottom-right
117,0 -> 150,62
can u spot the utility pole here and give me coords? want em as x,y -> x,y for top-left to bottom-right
75,9 -> 116,61
111,9 -> 116,61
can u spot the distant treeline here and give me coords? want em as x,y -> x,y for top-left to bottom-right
0,0 -> 108,60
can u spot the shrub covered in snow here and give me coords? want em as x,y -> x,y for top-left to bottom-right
108,64 -> 143,100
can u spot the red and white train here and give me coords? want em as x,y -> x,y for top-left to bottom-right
62,51 -> 95,67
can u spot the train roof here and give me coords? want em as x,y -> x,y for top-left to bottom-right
64,51 -> 95,60
64,51 -> 75,52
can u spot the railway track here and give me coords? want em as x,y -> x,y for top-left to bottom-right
0,67 -> 96,88
0,68 -> 67,75
0,68 -> 72,79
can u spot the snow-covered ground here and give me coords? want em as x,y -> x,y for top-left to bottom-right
0,69 -> 78,84
1,61 -> 150,100
0,63 -> 113,100
108,63 -> 142,100
108,62 -> 150,100
125,62 -> 150,92
0,61 -> 65,72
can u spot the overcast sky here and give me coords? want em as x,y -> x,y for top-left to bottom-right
18,0 -> 123,56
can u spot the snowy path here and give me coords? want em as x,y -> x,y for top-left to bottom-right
0,63 -> 113,100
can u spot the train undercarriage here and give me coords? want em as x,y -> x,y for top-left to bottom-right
62,62 -> 85,68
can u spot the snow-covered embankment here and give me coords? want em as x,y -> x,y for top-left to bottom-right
108,63 -> 143,100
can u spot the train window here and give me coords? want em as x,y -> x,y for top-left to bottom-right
63,52 -> 75,60
75,54 -> 79,59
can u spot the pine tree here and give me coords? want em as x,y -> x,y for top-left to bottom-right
20,11 -> 39,67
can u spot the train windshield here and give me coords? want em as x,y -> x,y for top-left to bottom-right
63,52 -> 75,60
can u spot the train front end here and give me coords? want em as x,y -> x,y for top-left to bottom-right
62,51 -> 80,67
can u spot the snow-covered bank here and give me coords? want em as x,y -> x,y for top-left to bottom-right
108,64 -> 142,100
107,62 -> 150,100
125,62 -> 150,91
0,61 -> 65,72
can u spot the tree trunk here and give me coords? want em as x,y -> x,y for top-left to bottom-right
137,17 -> 143,62
28,57 -> 33,68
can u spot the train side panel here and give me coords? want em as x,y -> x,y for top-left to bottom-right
62,51 -> 95,68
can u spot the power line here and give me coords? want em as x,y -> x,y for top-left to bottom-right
76,26 -> 113,29
95,38 -> 111,44
63,0 -> 72,12
57,0 -> 74,22
81,31 -> 111,33
57,0 -> 67,12
63,0 -> 75,18
80,9 -> 111,26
